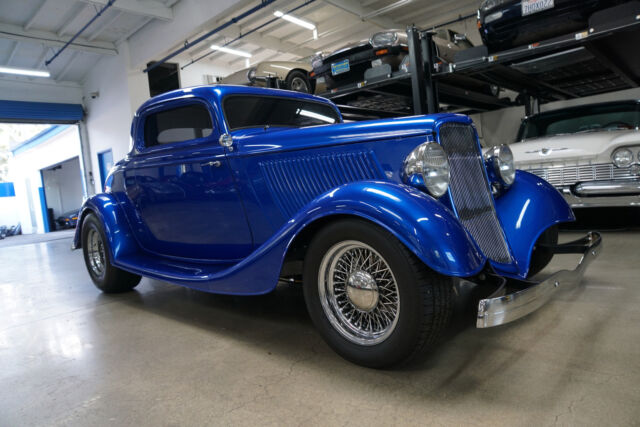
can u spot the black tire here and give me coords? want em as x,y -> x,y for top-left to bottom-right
527,225 -> 559,278
303,219 -> 454,368
81,213 -> 141,293
285,70 -> 311,93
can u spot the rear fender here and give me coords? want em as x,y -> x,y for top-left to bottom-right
72,194 -> 139,259
494,171 -> 575,277
292,181 -> 486,277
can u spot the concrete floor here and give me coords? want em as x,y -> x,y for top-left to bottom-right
1,229 -> 639,426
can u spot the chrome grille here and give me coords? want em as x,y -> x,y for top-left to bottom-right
439,123 -> 512,264
525,164 -> 638,187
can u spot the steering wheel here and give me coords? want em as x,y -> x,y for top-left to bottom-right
602,121 -> 633,129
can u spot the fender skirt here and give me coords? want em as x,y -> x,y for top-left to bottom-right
494,170 -> 575,278
73,182 -> 487,295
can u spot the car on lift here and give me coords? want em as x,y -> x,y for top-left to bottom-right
510,100 -> 640,208
56,209 -> 80,229
310,28 -> 473,90
221,60 -> 316,93
477,0 -> 630,52
74,85 -> 600,368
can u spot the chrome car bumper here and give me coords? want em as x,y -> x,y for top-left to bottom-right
477,232 -> 602,328
559,182 -> 640,208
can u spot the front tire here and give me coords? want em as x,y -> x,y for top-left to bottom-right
81,213 -> 141,293
303,219 -> 454,368
527,225 -> 559,278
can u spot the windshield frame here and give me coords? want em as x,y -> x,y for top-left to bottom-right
222,94 -> 342,131
516,101 -> 640,142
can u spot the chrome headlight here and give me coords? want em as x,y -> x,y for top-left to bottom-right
479,0 -> 505,13
486,144 -> 515,186
311,55 -> 323,69
612,147 -> 633,168
370,31 -> 399,48
404,142 -> 450,197
247,67 -> 256,82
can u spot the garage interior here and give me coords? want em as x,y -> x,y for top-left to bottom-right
0,0 -> 639,425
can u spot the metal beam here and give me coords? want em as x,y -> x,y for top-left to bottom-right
322,0 -> 400,29
0,22 -> 117,56
58,4 -> 91,37
79,0 -> 173,21
5,40 -> 19,65
88,10 -> 122,41
115,16 -> 152,44
24,0 -> 49,31
55,51 -> 79,81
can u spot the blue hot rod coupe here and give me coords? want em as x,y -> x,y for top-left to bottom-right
74,85 -> 601,368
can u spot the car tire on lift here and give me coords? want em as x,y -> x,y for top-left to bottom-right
81,213 -> 141,293
303,218 -> 454,368
285,70 -> 311,93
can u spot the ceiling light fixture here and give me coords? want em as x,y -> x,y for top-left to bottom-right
0,66 -> 50,78
274,11 -> 316,31
210,45 -> 252,58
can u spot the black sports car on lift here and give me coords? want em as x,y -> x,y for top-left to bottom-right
478,0 -> 630,52
310,29 -> 473,90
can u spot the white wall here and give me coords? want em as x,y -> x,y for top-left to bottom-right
82,42 -> 150,195
178,60 -> 233,87
472,87 -> 640,147
0,196 -> 19,226
9,126 -> 82,234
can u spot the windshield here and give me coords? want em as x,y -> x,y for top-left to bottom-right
223,95 -> 341,130
517,103 -> 640,141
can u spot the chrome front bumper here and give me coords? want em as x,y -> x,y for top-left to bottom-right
558,179 -> 640,208
477,232 -> 602,328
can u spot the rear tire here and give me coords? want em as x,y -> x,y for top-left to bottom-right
81,213 -> 141,293
527,225 -> 559,278
303,219 -> 454,368
285,70 -> 311,93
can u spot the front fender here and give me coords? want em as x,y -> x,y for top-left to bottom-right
292,181 -> 486,277
72,193 -> 139,259
495,170 -> 575,277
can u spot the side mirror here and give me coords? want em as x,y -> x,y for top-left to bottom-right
219,133 -> 233,147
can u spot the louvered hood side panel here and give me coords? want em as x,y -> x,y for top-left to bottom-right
259,151 -> 385,218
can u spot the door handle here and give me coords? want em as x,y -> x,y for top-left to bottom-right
202,160 -> 222,167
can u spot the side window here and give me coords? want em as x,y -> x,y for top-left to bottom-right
143,104 -> 213,148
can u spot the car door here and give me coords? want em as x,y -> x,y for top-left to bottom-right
124,98 -> 253,262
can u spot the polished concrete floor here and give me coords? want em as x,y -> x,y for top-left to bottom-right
1,228 -> 639,426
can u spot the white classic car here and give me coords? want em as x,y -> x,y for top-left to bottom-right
221,60 -> 323,94
509,100 -> 640,208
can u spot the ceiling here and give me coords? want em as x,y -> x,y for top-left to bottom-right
0,0 -> 179,83
180,0 -> 483,72
0,0 -> 482,84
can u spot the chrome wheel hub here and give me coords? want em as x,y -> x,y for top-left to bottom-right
346,270 -> 379,311
318,241 -> 400,346
87,228 -> 106,277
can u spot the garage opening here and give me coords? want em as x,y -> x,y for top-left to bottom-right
41,157 -> 83,232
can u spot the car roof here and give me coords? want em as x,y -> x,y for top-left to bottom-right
136,84 -> 335,116
524,99 -> 640,120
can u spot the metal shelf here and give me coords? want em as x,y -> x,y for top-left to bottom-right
317,2 -> 640,118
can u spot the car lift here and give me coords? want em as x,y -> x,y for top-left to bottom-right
318,2 -> 640,120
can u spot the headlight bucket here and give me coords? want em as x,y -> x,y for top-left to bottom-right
370,31 -> 399,48
612,147 -> 633,168
485,144 -> 515,188
403,142 -> 450,198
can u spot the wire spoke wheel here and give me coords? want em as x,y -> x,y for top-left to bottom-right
318,240 -> 400,346
86,228 -> 106,277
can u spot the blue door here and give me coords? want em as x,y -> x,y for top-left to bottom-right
123,101 -> 253,262
98,150 -> 114,191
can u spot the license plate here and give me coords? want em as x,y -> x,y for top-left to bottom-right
331,59 -> 350,76
522,0 -> 554,16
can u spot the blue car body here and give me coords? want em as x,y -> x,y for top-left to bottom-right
73,85 -> 574,296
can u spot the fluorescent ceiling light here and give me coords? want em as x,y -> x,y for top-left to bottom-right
274,11 -> 316,30
0,66 -> 50,78
210,45 -> 252,58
